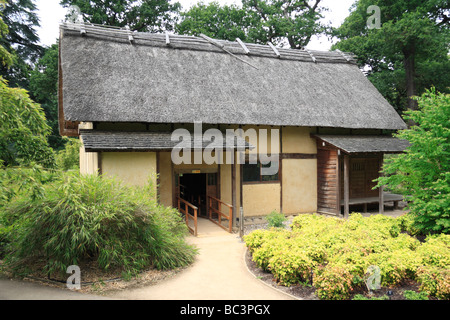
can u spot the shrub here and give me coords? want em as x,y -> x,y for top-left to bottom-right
352,294 -> 389,300
245,213 -> 450,300
376,89 -> 450,234
55,138 -> 81,171
403,290 -> 429,300
313,264 -> 354,300
416,266 -> 450,300
268,248 -> 315,286
265,211 -> 287,228
2,172 -> 197,278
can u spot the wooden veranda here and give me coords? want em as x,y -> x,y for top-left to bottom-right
315,135 -> 409,218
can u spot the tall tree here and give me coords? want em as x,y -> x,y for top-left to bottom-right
376,89 -> 450,234
176,0 -> 328,48
0,0 -> 43,89
0,16 -> 55,168
0,14 -> 14,68
60,0 -> 181,32
333,0 -> 450,116
176,2 -> 251,42
29,43 -> 64,150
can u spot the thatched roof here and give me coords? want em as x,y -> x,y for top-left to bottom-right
80,130 -> 254,152
59,23 -> 407,131
314,135 -> 411,154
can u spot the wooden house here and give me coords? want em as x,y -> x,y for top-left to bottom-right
58,23 -> 409,235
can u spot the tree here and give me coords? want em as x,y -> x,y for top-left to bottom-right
176,2 -> 251,42
333,0 -> 450,116
0,77 -> 55,167
176,0 -> 328,48
60,0 -> 181,32
0,16 -> 54,168
29,43 -> 65,150
0,13 -> 14,67
377,89 -> 450,234
0,0 -> 43,89
242,0 -> 328,48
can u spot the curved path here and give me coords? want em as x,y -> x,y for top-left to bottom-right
0,219 -> 295,300
107,219 -> 296,300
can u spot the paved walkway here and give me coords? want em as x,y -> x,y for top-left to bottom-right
0,219 -> 295,300
106,219 -> 295,300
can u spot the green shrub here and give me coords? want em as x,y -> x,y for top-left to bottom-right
268,247 -> 315,286
313,264 -> 354,300
55,138 -> 81,171
403,290 -> 429,300
2,172 -> 197,278
245,213 -> 450,300
376,89 -> 450,234
352,294 -> 389,300
416,266 -> 450,299
265,211 -> 287,228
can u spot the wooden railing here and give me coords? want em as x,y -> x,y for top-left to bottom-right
207,195 -> 233,233
177,197 -> 198,237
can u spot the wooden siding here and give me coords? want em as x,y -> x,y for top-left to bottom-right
340,156 -> 381,199
317,147 -> 340,215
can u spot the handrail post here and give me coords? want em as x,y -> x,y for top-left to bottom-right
194,208 -> 198,237
229,207 -> 233,233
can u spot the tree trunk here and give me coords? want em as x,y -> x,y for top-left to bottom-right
403,49 -> 418,126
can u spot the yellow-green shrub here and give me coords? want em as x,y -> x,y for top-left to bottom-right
417,266 -> 450,299
313,264 -> 354,300
268,248 -> 315,286
244,213 -> 450,300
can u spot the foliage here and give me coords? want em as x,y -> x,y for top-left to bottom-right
376,89 -> 450,234
1,171 -> 197,278
333,0 -> 450,114
0,164 -> 59,257
60,0 -> 181,32
29,43 -> 65,150
176,0 -> 329,49
265,210 -> 287,228
0,0 -> 43,89
176,2 -> 251,42
0,16 -> 14,67
244,213 -> 450,300
55,138 -> 80,171
352,294 -> 389,300
403,290 -> 429,300
0,77 -> 55,167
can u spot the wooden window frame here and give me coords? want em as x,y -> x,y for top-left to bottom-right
242,159 -> 280,184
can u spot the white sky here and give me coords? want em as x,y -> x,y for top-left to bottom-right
36,0 -> 355,50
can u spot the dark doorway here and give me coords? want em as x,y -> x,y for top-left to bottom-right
175,172 -> 218,218
180,173 -> 206,216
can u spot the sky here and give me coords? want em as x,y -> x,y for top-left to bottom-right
36,0 -> 355,50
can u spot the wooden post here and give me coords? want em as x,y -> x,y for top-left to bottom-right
379,184 -> 385,214
193,208 -> 198,237
239,207 -> 244,238
232,153 -> 237,228
379,156 -> 384,214
343,155 -> 350,219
